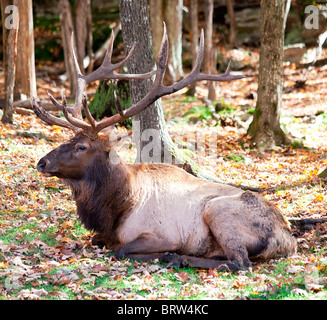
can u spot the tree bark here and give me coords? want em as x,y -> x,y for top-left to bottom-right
59,0 -> 77,96
119,0 -> 173,163
149,0 -> 183,84
149,0 -> 163,60
187,0 -> 199,96
163,0 -> 184,83
204,0 -> 218,101
1,0 -> 19,124
247,0 -> 291,151
226,0 -> 237,47
86,0 -> 94,73
75,0 -> 88,72
14,0 -> 36,100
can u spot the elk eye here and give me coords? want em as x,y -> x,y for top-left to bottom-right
78,145 -> 87,151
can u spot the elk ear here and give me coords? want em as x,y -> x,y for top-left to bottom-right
98,125 -> 131,152
105,132 -> 132,152
98,125 -> 115,136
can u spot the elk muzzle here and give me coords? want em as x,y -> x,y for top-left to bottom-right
37,158 -> 54,176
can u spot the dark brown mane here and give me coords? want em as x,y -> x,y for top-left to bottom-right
65,156 -> 135,247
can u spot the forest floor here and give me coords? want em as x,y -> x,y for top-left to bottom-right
1,47 -> 327,300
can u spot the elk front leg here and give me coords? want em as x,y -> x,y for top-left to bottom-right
91,233 -> 106,247
115,233 -> 179,262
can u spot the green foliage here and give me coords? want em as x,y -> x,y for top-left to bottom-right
216,98 -> 237,114
223,153 -> 245,163
291,139 -> 306,149
183,104 -> 215,122
223,153 -> 254,165
88,80 -> 132,129
182,98 -> 237,123
246,108 -> 255,114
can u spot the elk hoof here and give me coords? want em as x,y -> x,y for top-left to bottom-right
161,252 -> 188,268
115,247 -> 126,260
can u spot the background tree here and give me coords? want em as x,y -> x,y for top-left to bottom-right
14,0 -> 36,100
204,0 -> 218,102
58,0 -> 93,96
119,0 -> 174,164
149,0 -> 184,83
74,0 -> 88,71
1,0 -> 19,124
247,0 -> 291,151
149,0 -> 163,60
58,0 -> 77,96
187,0 -> 199,96
226,0 -> 237,47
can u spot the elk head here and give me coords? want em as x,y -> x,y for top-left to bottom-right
32,23 -> 244,179
36,132 -> 114,179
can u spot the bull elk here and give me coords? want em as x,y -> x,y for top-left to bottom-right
32,25 -> 296,271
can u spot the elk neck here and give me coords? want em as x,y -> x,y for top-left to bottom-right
64,154 -> 135,239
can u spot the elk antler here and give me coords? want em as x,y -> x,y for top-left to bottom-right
31,29 -> 156,138
93,23 -> 244,134
32,23 -> 244,139
46,30 -> 155,120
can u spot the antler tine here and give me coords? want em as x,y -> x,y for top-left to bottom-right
31,97 -> 79,132
81,31 -> 156,84
113,91 -> 125,117
163,29 -> 244,93
61,97 -> 92,133
82,94 -> 97,129
193,29 -> 204,73
153,22 -> 169,87
47,91 -> 64,111
71,33 -> 83,78
65,30 -> 156,121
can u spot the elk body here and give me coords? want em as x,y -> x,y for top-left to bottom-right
32,25 -> 296,271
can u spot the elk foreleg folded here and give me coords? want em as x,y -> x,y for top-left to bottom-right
115,233 -> 179,261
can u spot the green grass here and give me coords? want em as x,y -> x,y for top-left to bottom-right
1,115 -> 327,300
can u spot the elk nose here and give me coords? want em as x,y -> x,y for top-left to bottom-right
37,159 -> 48,172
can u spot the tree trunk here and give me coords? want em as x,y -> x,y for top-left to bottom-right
247,0 -> 291,151
149,0 -> 183,84
86,0 -> 94,73
163,0 -> 184,83
1,0 -> 19,124
14,0 -> 36,100
75,0 -> 88,73
59,0 -> 77,96
119,0 -> 174,163
187,0 -> 199,96
204,0 -> 218,102
149,0 -> 163,60
226,0 -> 237,47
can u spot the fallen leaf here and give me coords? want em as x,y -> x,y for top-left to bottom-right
306,283 -> 324,292
286,265 -> 304,274
176,271 -> 189,282
62,220 -> 75,228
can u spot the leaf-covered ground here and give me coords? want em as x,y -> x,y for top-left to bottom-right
1,51 -> 327,300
